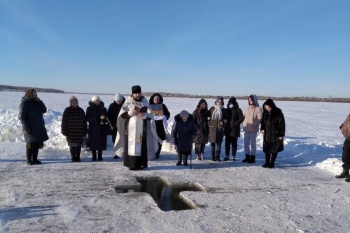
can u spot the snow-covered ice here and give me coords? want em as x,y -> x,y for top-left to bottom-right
1,91 -> 350,232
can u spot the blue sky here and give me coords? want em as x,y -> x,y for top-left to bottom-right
0,0 -> 349,97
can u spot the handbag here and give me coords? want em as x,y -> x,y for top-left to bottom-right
341,114 -> 350,140
101,123 -> 114,135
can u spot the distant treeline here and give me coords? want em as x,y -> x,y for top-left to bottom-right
1,85 -> 349,103
142,92 -> 350,103
0,85 -> 64,93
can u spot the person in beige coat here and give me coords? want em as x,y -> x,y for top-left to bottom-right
242,94 -> 262,163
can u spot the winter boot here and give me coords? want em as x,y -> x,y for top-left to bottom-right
195,154 -> 200,160
98,151 -> 103,161
335,168 -> 350,178
32,148 -> 41,164
75,146 -> 81,162
70,147 -> 76,162
215,150 -> 221,162
176,153 -> 182,166
269,153 -> 277,168
232,149 -> 237,161
262,153 -> 270,168
92,151 -> 97,161
183,155 -> 188,166
242,154 -> 250,163
26,149 -> 33,165
223,155 -> 229,161
211,144 -> 216,161
247,155 -> 255,163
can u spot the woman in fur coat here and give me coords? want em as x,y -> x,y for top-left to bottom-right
192,99 -> 209,160
260,98 -> 285,168
19,88 -> 49,165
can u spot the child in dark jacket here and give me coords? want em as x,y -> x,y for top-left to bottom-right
171,110 -> 196,166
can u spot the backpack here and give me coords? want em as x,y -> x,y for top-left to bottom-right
341,114 -> 350,140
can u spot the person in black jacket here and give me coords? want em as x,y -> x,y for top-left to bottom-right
86,96 -> 108,161
192,99 -> 209,160
19,88 -> 49,165
62,96 -> 87,162
260,98 -> 286,168
171,110 -> 196,166
224,97 -> 244,161
108,93 -> 125,152
149,93 -> 170,159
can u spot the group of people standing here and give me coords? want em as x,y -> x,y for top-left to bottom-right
19,86 -> 289,171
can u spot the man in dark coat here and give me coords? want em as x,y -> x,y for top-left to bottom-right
192,99 -> 209,160
19,88 -> 49,165
108,93 -> 125,146
171,110 -> 196,166
260,98 -> 286,168
86,96 -> 108,161
208,96 -> 228,161
224,97 -> 244,161
149,93 -> 170,158
62,96 -> 87,162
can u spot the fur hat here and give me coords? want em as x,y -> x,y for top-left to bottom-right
114,93 -> 123,102
25,88 -> 36,99
69,96 -> 78,103
180,110 -> 189,117
91,95 -> 100,102
131,85 -> 142,94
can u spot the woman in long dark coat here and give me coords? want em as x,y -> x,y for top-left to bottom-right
86,96 -> 108,161
62,96 -> 87,162
192,99 -> 209,160
171,110 -> 196,166
224,97 -> 244,161
260,98 -> 286,168
208,96 -> 228,162
149,93 -> 170,158
19,88 -> 49,165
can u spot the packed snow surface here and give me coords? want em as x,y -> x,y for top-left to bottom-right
1,91 -> 350,232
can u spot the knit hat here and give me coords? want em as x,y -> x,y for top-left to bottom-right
216,96 -> 224,104
91,95 -> 100,102
180,110 -> 189,117
69,96 -> 78,103
132,85 -> 142,94
114,93 -> 123,102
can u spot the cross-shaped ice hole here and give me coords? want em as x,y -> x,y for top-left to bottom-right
115,176 -> 204,211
